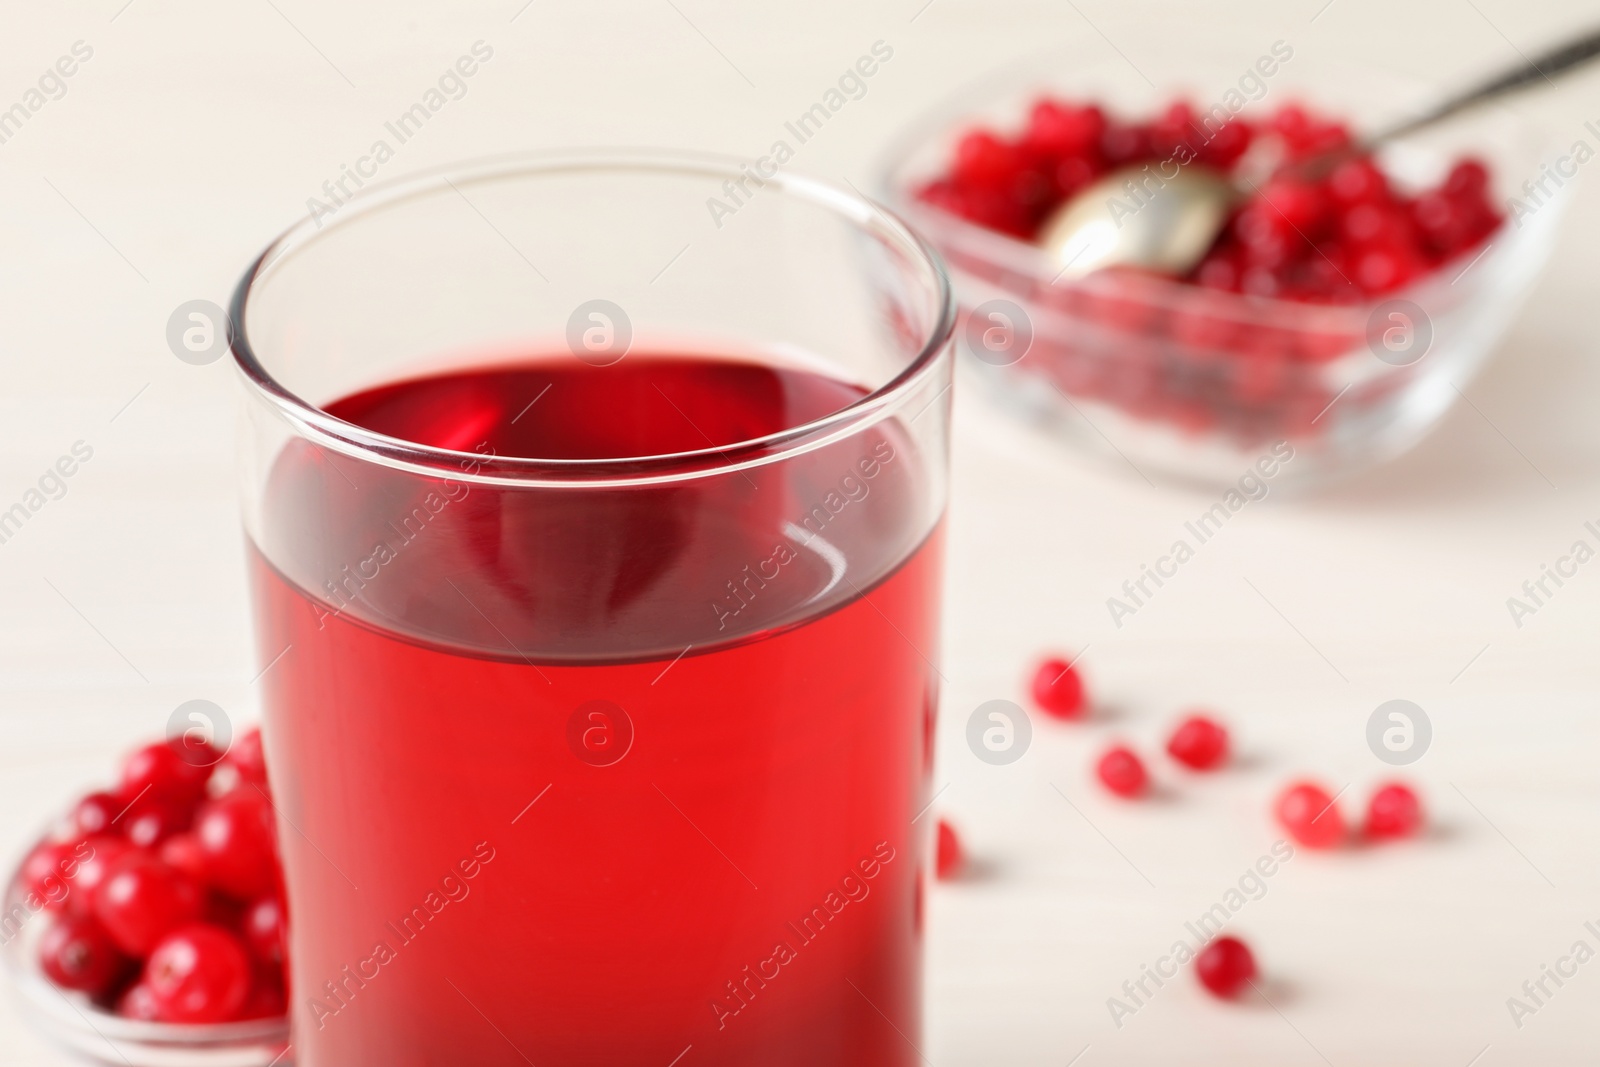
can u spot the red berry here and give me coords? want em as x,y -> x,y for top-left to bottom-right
38,914 -> 128,996
1054,155 -> 1099,199
72,792 -> 123,838
62,836 -> 137,917
93,854 -> 204,957
1365,782 -> 1423,839
1444,158 -> 1490,198
1030,657 -> 1086,719
1327,159 -> 1390,207
1259,175 -> 1330,236
934,820 -> 964,880
123,794 -> 193,850
1197,119 -> 1253,169
242,896 -> 287,966
144,924 -> 253,1024
1352,242 -> 1423,294
1100,122 -> 1152,166
953,130 -> 1024,190
1024,100 -> 1106,161
1096,745 -> 1148,798
159,833 -> 210,885
1166,714 -> 1229,770
121,741 -> 210,804
20,840 -> 83,911
238,975 -> 287,1019
222,726 -> 269,789
195,792 -> 280,899
1274,781 -> 1344,849
116,981 -> 164,1020
1195,935 -> 1257,997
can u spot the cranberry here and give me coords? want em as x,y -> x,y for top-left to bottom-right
144,924 -> 252,1024
38,914 -> 128,996
123,794 -> 193,850
1054,155 -> 1098,198
242,896 -> 287,965
1274,781 -> 1344,849
1197,119 -> 1253,168
1259,175 -> 1330,236
195,791 -> 280,899
953,131 -> 1025,190
1030,657 -> 1086,719
1352,242 -> 1423,294
239,976 -> 287,1019
72,792 -> 124,838
1166,714 -> 1229,770
93,854 -> 204,956
1100,122 -> 1152,166
1195,249 -> 1243,291
121,741 -> 210,804
62,836 -> 136,916
1270,104 -> 1313,140
116,981 -> 164,1021
1327,158 -> 1390,207
159,833 -> 210,885
1365,782 -> 1423,840
221,727 -> 270,789
1445,158 -> 1490,198
1024,100 -> 1106,160
20,840 -> 83,910
1096,745 -> 1148,798
1195,935 -> 1257,997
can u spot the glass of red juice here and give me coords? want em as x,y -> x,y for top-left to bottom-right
228,152 -> 955,1066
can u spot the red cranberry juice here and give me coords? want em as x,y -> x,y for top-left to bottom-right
249,355 -> 941,1066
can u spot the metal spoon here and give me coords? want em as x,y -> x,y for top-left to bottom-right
1038,25 -> 1600,279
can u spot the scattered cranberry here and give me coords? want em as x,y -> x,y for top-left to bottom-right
194,792 -> 279,900
242,896 -> 287,966
1195,935 -> 1258,998
1030,657 -> 1086,719
38,914 -> 128,997
934,820 -> 964,880
1275,781 -> 1344,849
1096,745 -> 1148,798
93,854 -> 204,957
144,924 -> 252,1024
1166,714 -> 1229,770
1365,782 -> 1423,840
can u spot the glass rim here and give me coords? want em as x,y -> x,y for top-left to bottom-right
228,148 -> 956,488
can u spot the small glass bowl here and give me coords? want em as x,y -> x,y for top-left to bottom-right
2,853 -> 289,1067
878,46 -> 1569,488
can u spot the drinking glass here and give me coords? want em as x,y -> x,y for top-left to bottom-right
230,150 -> 954,1066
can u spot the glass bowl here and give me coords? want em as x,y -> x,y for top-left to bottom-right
877,45 -> 1570,488
2,848 -> 289,1067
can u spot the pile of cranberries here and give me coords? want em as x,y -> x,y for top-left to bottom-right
916,99 -> 1505,442
14,729 -> 286,1024
919,98 -> 1502,302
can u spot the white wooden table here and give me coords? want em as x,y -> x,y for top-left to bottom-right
3,1 -> 1599,1063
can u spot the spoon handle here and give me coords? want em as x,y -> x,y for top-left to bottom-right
1372,24 -> 1600,143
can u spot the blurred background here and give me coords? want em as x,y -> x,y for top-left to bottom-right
3,0 -> 1599,1063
